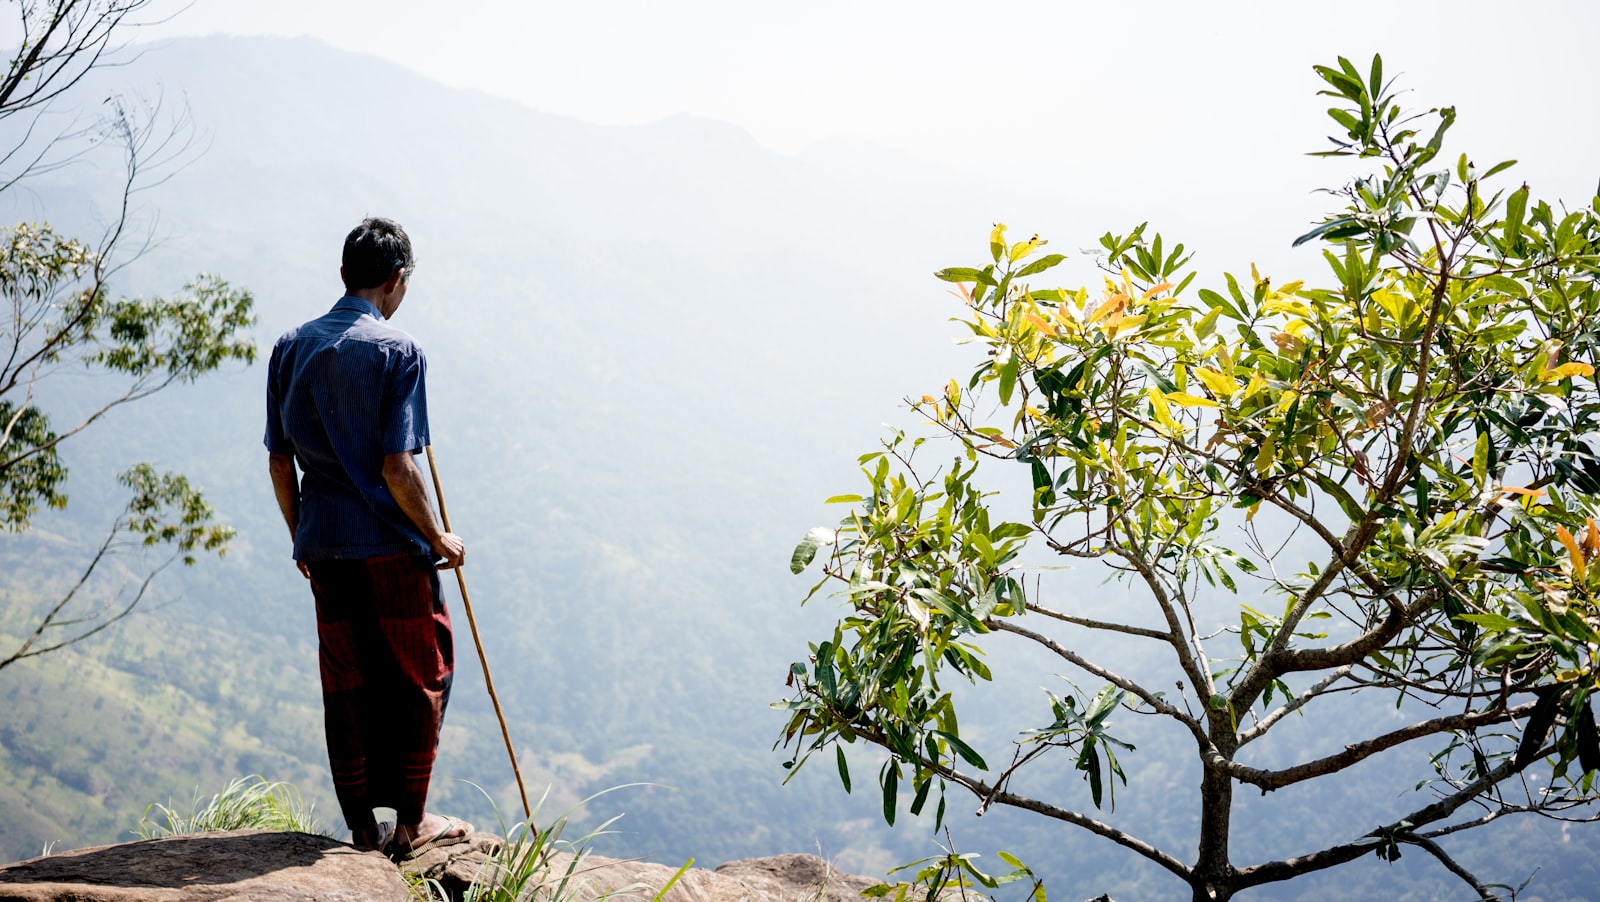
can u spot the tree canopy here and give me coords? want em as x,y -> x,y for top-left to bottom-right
783,55 -> 1600,901
0,0 -> 254,669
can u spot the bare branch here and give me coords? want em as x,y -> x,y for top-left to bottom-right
1217,701 -> 1533,792
1234,746 -> 1547,890
1024,600 -> 1173,642
1237,665 -> 1353,746
1403,835 -> 1500,901
989,617 -> 1205,738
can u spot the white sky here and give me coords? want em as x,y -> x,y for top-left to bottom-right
120,0 -> 1600,274
138,1 -> 1597,182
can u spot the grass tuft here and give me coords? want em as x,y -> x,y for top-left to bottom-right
410,782 -> 689,902
134,775 -> 324,838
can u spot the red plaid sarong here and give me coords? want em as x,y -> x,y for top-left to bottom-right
308,553 -> 454,830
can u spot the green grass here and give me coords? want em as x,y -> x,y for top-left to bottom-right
134,775 -> 324,838
407,783 -> 690,902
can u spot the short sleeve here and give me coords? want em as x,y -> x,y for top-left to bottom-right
264,340 -> 294,454
381,344 -> 429,455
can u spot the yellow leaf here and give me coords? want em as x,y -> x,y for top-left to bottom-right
1256,433 -> 1276,476
1555,525 -> 1587,581
1277,279 -> 1305,295
1009,234 -> 1042,263
1087,293 -> 1127,323
1166,391 -> 1219,408
1022,312 -> 1055,335
1141,282 -> 1174,300
1146,387 -> 1181,432
921,395 -> 938,404
1262,298 -> 1312,318
1193,366 -> 1238,399
1586,517 -> 1600,560
1109,314 -> 1147,339
1541,361 -> 1594,382
1271,331 -> 1304,354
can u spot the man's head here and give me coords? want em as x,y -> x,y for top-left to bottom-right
341,217 -> 414,292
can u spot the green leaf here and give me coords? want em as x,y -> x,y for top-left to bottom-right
908,775 -> 932,815
881,763 -> 899,826
836,745 -> 852,794
1504,184 -> 1529,251
998,353 -> 1020,406
1016,253 -> 1067,278
1293,216 -> 1364,247
1458,613 -> 1521,632
934,729 -> 989,770
936,267 -> 998,287
1483,159 -> 1518,179
824,494 -> 863,504
1197,288 -> 1243,321
1516,686 -> 1562,767
790,527 -> 836,574
1085,686 -> 1124,727
914,588 -> 986,633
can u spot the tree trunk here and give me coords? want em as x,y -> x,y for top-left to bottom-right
1192,714 -> 1238,901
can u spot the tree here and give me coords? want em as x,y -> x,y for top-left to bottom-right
782,56 -> 1600,901
1,0 -> 253,670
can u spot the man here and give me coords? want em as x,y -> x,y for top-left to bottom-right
265,217 -> 471,858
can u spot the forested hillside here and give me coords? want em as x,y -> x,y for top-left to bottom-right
2,36 -> 1597,901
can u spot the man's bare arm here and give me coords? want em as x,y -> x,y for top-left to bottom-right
268,452 -> 311,578
382,449 -> 465,569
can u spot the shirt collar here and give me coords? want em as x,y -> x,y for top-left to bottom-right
333,295 -> 385,320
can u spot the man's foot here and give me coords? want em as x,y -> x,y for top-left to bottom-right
392,813 -> 473,861
351,820 -> 394,853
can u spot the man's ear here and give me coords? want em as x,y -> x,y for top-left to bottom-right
383,268 -> 405,294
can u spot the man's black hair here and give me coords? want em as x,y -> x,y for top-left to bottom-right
342,217 -> 414,291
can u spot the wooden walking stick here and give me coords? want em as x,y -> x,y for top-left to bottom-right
425,445 -> 536,834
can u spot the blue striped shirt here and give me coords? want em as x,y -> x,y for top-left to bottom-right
265,296 -> 431,561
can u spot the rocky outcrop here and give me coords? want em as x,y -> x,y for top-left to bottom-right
402,833 -> 878,902
0,830 -> 410,901
0,829 -> 881,902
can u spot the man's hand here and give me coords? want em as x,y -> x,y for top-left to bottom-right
432,532 -> 466,570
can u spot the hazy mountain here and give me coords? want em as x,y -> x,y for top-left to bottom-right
1,35 -> 1596,901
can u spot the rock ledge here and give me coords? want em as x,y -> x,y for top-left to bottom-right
0,830 -> 881,902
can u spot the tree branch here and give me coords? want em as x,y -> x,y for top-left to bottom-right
989,617 -> 1205,739
922,756 -> 1194,883
1237,665 -> 1353,746
1024,601 -> 1173,642
1217,701 -> 1532,792
1233,745 -> 1546,890
1402,834 -> 1499,901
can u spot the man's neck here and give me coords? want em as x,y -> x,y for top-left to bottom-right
346,288 -> 396,319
